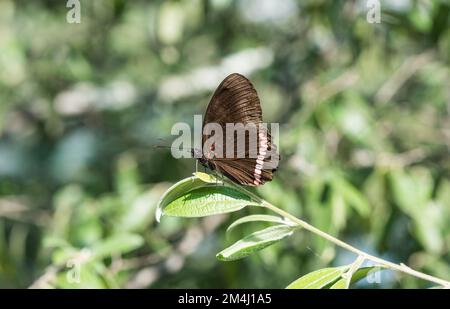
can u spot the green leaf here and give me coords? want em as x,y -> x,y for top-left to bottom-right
162,186 -> 257,218
286,267 -> 348,289
217,225 -> 295,261
412,203 -> 444,254
193,172 -> 222,184
329,266 -> 380,289
226,215 -> 291,233
350,266 -> 381,284
389,168 -> 442,252
115,154 -> 141,204
118,184 -> 167,232
389,168 -> 433,216
332,176 -> 370,217
156,175 -> 211,222
57,261 -> 108,289
91,234 -> 144,260
329,279 -> 347,289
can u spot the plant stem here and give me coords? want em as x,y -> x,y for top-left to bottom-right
262,200 -> 450,288
225,180 -> 450,288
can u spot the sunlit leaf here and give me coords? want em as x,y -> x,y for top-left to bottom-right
156,175 -> 211,222
226,214 -> 292,234
329,278 -> 347,289
162,186 -> 257,218
217,225 -> 295,261
329,266 -> 381,289
286,267 -> 348,289
193,172 -> 222,184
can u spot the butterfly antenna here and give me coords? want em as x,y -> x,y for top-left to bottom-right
152,143 -> 195,158
153,144 -> 171,149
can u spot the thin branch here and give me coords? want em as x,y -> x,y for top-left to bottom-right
342,255 -> 366,289
225,179 -> 450,288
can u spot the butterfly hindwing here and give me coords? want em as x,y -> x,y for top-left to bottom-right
212,157 -> 275,186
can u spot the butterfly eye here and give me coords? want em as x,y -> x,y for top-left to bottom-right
192,148 -> 203,158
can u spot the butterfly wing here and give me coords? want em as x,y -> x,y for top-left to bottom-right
202,73 -> 280,186
210,157 -> 277,186
203,73 -> 262,130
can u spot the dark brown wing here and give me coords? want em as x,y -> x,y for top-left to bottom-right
210,158 -> 276,186
203,73 -> 268,158
202,73 -> 280,186
203,73 -> 262,131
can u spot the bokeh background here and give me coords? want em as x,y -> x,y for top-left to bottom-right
0,0 -> 449,288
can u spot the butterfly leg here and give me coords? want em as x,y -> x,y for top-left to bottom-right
214,172 -> 224,186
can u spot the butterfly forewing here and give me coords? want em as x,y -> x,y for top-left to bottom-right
201,73 -> 280,186
202,73 -> 262,129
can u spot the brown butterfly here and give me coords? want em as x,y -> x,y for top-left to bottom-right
192,73 -> 280,186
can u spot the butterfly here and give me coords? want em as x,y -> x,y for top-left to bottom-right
192,73 -> 280,186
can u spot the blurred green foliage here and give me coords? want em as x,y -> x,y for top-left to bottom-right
0,0 -> 449,288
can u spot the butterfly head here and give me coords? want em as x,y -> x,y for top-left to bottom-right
191,148 -> 208,166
